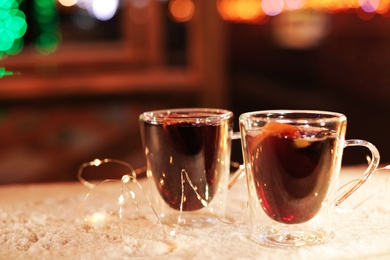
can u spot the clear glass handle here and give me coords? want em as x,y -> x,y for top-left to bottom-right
336,139 -> 380,206
228,131 -> 245,190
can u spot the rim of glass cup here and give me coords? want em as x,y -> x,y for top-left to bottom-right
140,108 -> 233,124
239,109 -> 346,125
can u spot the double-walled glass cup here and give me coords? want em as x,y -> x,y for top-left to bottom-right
239,110 -> 380,248
139,108 -> 244,233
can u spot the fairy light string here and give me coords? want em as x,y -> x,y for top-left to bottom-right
77,158 -> 248,241
77,158 -> 174,239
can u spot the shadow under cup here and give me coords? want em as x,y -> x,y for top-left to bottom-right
139,108 -> 236,231
239,110 -> 380,248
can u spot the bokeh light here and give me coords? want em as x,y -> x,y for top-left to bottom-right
0,0 -> 27,59
168,0 -> 195,23
0,67 -> 14,78
272,10 -> 329,49
359,0 -> 380,12
262,0 -> 284,16
58,0 -> 78,7
91,0 -> 119,21
217,0 -> 390,23
217,0 -> 267,24
285,0 -> 306,10
376,0 -> 390,14
34,0 -> 60,55
73,0 -> 119,21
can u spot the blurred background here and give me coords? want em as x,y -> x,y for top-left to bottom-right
1,0 -> 389,184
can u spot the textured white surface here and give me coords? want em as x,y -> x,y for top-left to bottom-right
0,166 -> 389,260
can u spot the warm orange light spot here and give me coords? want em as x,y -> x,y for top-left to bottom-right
305,0 -> 349,12
235,0 -> 262,20
217,0 -> 390,22
217,0 -> 266,23
168,0 -> 195,23
376,0 -> 390,14
343,0 -> 361,9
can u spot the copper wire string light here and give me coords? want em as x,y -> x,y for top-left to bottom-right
77,158 -> 248,240
77,159 -> 165,241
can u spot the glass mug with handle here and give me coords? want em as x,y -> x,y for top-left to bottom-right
239,110 -> 380,248
139,108 -> 246,234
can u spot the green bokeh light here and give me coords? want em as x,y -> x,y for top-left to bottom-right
34,0 -> 60,54
0,67 -> 14,77
0,0 -> 27,58
7,37 -> 23,55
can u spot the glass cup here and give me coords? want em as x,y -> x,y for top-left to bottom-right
239,110 -> 380,248
139,108 -> 245,234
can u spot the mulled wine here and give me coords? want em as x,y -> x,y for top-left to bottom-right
141,114 -> 230,211
247,122 -> 337,224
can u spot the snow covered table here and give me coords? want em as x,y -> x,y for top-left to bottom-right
1,166 -> 389,259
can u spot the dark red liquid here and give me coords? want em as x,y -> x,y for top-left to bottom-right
141,118 -> 229,211
247,123 -> 336,224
